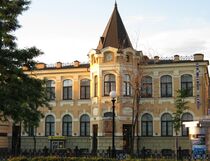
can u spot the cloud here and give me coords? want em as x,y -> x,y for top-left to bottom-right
125,15 -> 167,25
140,27 -> 210,59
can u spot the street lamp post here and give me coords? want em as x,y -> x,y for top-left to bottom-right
110,91 -> 116,158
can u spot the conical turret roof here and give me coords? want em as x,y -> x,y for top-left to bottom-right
97,3 -> 133,50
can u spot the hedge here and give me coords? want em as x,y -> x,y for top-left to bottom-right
8,157 -> 187,161
8,157 -> 116,161
8,157 -> 28,161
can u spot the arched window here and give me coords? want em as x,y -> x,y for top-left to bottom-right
80,79 -> 90,99
141,76 -> 152,98
62,115 -> 72,136
45,115 -> 55,136
181,113 -> 193,136
63,79 -> 72,100
94,76 -> 98,97
123,74 -> 131,96
181,74 -> 193,96
104,74 -> 116,96
80,114 -> 90,136
141,113 -> 153,136
126,55 -> 130,62
161,75 -> 172,97
46,80 -> 55,100
161,113 -> 173,136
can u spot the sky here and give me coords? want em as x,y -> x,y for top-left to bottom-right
16,0 -> 210,64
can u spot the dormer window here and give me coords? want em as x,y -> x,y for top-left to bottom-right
126,55 -> 129,62
104,53 -> 113,62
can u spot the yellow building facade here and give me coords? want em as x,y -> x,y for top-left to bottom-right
1,4 -> 209,154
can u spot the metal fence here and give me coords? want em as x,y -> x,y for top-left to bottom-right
0,148 -> 207,161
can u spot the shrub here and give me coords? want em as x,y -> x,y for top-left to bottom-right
8,157 -> 29,161
63,158 -> 116,161
9,157 -> 189,161
31,157 -> 64,161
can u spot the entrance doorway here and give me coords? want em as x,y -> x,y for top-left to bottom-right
51,141 -> 64,150
123,124 -> 132,153
92,124 -> 98,154
12,125 -> 21,155
48,136 -> 66,150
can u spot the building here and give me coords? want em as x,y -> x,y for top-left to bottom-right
0,121 -> 11,150
1,3 -> 209,154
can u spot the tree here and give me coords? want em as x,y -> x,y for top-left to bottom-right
130,54 -> 145,156
0,0 -> 50,154
173,89 -> 189,160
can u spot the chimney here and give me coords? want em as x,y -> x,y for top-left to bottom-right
35,63 -> 46,69
174,55 -> 180,61
194,53 -> 204,61
56,62 -> 62,68
154,56 -> 159,63
73,60 -> 80,67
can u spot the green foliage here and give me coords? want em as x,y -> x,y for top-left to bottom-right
8,157 -> 28,161
0,0 -> 30,49
0,0 -> 50,131
8,157 -> 190,161
31,157 -> 64,161
9,157 -> 116,161
173,89 -> 189,134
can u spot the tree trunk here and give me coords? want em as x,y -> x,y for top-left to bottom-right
12,123 -> 21,155
136,95 -> 140,155
33,134 -> 36,153
175,133 -> 178,161
131,114 -> 135,155
130,88 -> 140,156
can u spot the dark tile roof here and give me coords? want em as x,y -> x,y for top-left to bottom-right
97,3 -> 133,50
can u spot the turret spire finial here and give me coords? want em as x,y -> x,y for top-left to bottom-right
115,0 -> 117,8
97,0 -> 133,50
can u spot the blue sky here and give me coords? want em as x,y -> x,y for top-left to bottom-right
16,0 -> 210,64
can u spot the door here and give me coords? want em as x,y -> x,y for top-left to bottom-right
12,125 -> 21,155
92,124 -> 98,154
51,141 -> 65,150
123,124 -> 132,153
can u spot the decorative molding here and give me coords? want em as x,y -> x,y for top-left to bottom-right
140,98 -> 154,104
158,98 -> 174,104
60,100 -> 74,106
77,100 -> 91,105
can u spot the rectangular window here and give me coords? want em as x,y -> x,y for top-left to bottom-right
80,86 -> 90,99
104,82 -> 110,96
47,87 -> 55,100
148,122 -> 153,136
142,122 -> 146,136
51,123 -> 55,136
63,86 -> 72,100
161,83 -> 172,97
45,124 -> 50,136
161,122 -> 167,136
80,123 -> 86,136
168,122 -> 173,136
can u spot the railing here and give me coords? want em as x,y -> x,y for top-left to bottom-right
46,62 -> 89,68
0,148 -> 208,160
158,55 -> 193,61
